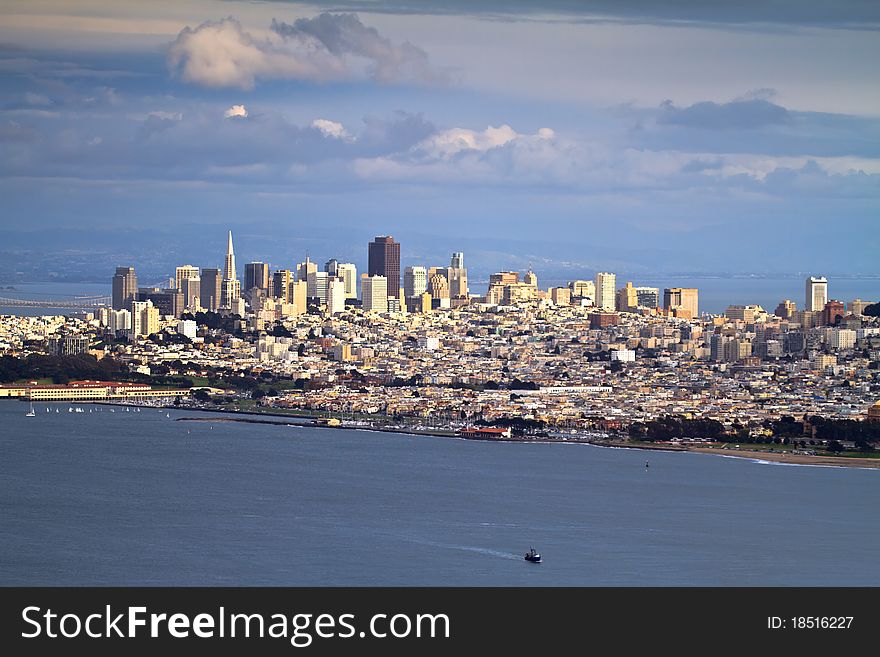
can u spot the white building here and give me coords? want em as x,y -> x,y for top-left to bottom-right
829,329 -> 856,351
336,263 -> 358,299
610,349 -> 636,362
805,276 -> 828,312
361,275 -> 388,313
404,266 -> 428,299
596,272 -> 617,311
176,320 -> 197,339
327,278 -> 346,315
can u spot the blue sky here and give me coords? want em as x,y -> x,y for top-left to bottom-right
0,0 -> 878,280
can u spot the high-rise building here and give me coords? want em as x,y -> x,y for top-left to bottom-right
368,236 -> 400,300
200,268 -> 222,312
447,253 -> 468,298
362,275 -> 388,313
244,262 -> 269,295
550,287 -> 571,306
404,266 -> 428,299
664,288 -> 699,319
823,300 -> 845,326
297,257 -> 317,284
848,299 -> 871,316
273,270 -> 293,302
180,276 -> 201,311
523,270 -> 538,288
324,259 -> 339,277
805,276 -> 828,313
634,287 -> 659,309
174,265 -> 199,292
287,280 -> 308,316
429,274 -> 450,300
616,281 -> 637,313
327,278 -> 346,314
111,267 -> 138,310
130,300 -> 159,338
596,272 -> 616,311
775,299 -> 797,320
308,270 -> 329,304
336,263 -> 357,299
220,231 -> 241,309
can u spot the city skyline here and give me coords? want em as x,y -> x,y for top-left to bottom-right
0,1 -> 878,278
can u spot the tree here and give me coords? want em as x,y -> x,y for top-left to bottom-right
827,440 -> 844,454
192,389 -> 211,402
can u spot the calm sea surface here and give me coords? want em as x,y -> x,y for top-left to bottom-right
1,401 -> 877,586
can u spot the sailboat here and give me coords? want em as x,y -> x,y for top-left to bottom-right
26,402 -> 36,417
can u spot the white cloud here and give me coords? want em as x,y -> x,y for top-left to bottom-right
167,14 -> 443,90
311,118 -> 350,140
224,104 -> 248,119
168,18 -> 345,90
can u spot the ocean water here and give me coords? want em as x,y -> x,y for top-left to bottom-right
0,401 -> 878,586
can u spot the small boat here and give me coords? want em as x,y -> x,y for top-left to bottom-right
55,408 -> 59,413
68,407 -> 73,413
166,413 -> 170,418
524,547 -> 541,563
46,407 -> 49,413
26,402 -> 36,417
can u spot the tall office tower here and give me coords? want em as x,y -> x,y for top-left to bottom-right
805,276 -> 828,312
775,299 -> 797,320
273,270 -> 293,302
634,286 -> 660,309
220,231 -> 241,309
308,270 -> 329,304
336,263 -> 357,299
244,262 -> 269,295
617,281 -> 638,312
523,269 -> 538,288
200,268 -> 222,312
595,272 -> 617,311
404,266 -> 428,298
325,259 -> 339,277
447,253 -> 468,298
287,280 -> 308,316
710,333 -> 728,362
429,273 -> 450,300
112,267 -> 138,310
175,265 -> 199,291
367,236 -> 400,300
663,287 -> 699,319
180,276 -> 201,311
109,309 -> 131,334
297,257 -> 317,283
361,275 -> 388,313
327,278 -> 346,314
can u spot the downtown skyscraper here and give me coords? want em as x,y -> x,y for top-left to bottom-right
368,236 -> 400,301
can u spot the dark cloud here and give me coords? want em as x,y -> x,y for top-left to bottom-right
285,1 -> 880,29
272,13 -> 445,84
658,99 -> 791,130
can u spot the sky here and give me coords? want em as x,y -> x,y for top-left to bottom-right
0,0 -> 878,283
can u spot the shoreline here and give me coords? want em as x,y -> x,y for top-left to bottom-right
11,399 -> 878,469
